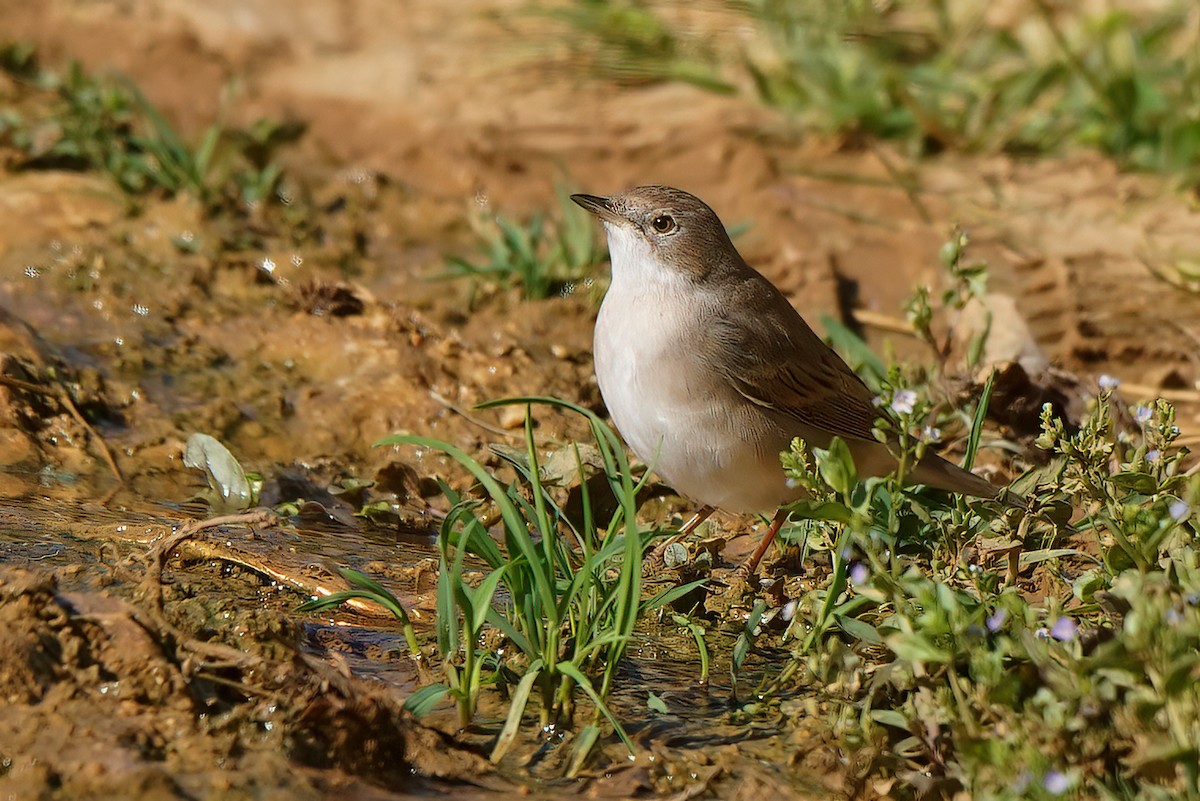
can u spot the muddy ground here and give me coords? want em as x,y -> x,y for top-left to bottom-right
0,0 -> 1199,799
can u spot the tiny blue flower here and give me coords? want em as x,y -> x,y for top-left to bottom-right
1043,770 -> 1070,795
1050,617 -> 1077,642
1146,449 -> 1160,463
849,562 -> 869,585
1098,374 -> 1119,391
1133,405 -> 1153,424
891,390 -> 917,415
1169,500 -> 1190,522
922,425 -> 941,442
1166,608 -> 1183,626
986,608 -> 1008,633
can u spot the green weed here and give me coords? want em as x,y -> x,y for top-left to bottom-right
557,1 -> 1200,182
710,231 -> 1200,797
441,185 -> 608,300
543,0 -> 733,92
755,381 -> 1198,797
306,398 -> 701,774
741,0 -> 1200,175
0,50 -> 302,209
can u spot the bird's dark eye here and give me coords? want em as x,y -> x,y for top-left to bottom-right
651,214 -> 677,234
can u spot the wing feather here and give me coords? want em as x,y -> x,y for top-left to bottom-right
703,279 -> 880,444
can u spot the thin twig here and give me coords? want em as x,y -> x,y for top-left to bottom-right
0,374 -> 57,395
428,389 -> 522,439
1121,383 -> 1200,404
144,509 -> 278,612
56,382 -> 123,482
869,143 -> 934,225
851,308 -> 918,336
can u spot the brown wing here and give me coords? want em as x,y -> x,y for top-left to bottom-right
702,276 -> 880,443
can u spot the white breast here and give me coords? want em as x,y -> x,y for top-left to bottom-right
593,223 -> 797,514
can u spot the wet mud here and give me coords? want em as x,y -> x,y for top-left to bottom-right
1,0 -> 1199,798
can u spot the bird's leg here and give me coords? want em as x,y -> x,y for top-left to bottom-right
647,505 -> 715,563
739,508 -> 790,576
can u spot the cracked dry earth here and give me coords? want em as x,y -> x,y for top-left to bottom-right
0,0 -> 1199,799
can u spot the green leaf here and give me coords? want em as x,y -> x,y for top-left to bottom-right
963,369 -> 995,471
647,692 -> 669,714
869,709 -> 910,730
1110,471 -> 1158,494
836,613 -> 882,644
557,661 -> 633,754
816,437 -> 858,497
785,498 -> 854,523
566,724 -> 603,779
885,631 -> 952,665
468,566 -> 509,634
404,684 -> 450,716
490,660 -> 543,763
182,433 -> 254,512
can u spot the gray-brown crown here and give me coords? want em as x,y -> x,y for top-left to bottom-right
571,186 -> 743,282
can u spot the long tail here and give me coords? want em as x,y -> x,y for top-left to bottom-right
912,452 -> 1001,499
848,439 -> 1020,504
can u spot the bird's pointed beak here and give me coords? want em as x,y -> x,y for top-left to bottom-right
570,193 -> 624,226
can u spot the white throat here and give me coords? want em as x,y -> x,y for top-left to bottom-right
603,222 -> 669,291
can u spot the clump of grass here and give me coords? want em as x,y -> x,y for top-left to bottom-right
544,0 -> 734,92
557,1 -> 1200,182
441,185 -> 608,300
0,49 -> 302,210
741,0 -> 1200,176
304,398 -> 700,774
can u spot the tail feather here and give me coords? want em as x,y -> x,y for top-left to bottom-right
846,439 -> 1020,505
912,452 -> 1001,500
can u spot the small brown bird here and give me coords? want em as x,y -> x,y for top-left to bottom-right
572,186 -> 1000,572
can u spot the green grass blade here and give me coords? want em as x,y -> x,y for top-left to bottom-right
490,659 -> 544,763
376,433 -> 556,616
404,683 -> 450,716
556,661 -> 633,754
962,369 -> 995,471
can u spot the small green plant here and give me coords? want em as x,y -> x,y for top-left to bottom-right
1,52 -> 301,209
757,380 -> 1198,798
700,224 -> 1199,797
557,1 -> 1200,183
546,0 -> 733,92
743,0 -> 1200,177
306,398 -> 701,774
441,185 -> 608,300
